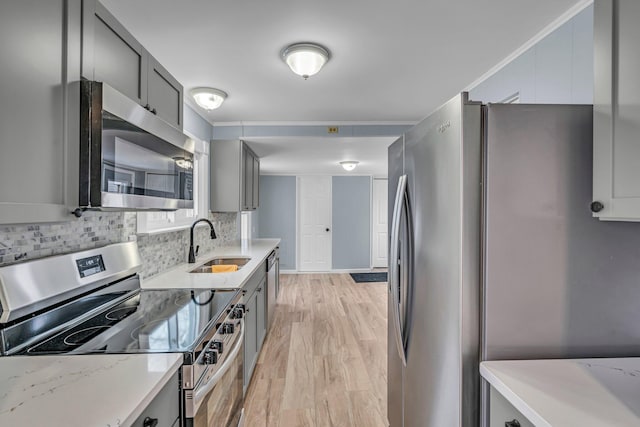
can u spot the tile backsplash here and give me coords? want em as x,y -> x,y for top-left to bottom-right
0,212 -> 238,279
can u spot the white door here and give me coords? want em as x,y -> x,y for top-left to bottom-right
298,176 -> 332,271
372,178 -> 388,268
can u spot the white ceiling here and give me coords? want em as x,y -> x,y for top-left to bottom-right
102,0 -> 586,175
246,136 -> 397,177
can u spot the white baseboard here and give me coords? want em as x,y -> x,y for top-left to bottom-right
280,268 -> 379,274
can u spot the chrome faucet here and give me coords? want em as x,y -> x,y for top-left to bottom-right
188,218 -> 217,263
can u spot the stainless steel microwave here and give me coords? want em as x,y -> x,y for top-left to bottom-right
78,80 -> 194,212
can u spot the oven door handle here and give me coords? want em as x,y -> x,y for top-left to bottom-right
193,319 -> 244,409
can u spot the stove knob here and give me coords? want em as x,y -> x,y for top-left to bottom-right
232,307 -> 244,319
203,349 -> 218,365
211,340 -> 224,354
221,323 -> 235,334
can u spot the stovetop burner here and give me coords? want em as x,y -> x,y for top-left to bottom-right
106,306 -> 138,321
64,326 -> 111,346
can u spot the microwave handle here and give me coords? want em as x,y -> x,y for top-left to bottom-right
193,319 -> 244,407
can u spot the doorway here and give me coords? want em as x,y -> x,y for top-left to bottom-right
298,176 -> 332,271
372,178 -> 388,268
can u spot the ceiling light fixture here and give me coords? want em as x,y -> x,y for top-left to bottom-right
281,42 -> 330,79
340,161 -> 359,171
191,87 -> 227,110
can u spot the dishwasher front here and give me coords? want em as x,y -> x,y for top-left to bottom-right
266,248 -> 279,329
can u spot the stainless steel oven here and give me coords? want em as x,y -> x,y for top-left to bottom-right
78,80 -> 195,213
183,306 -> 245,427
0,242 -> 246,427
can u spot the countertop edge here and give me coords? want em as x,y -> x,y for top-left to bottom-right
480,362 -> 553,427
141,239 -> 281,290
121,354 -> 183,426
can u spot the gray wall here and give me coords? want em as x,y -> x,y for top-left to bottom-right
258,175 -> 372,270
332,176 -> 371,269
470,5 -> 593,104
184,104 -> 213,141
257,176 -> 296,270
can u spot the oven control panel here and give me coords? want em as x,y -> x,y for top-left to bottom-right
76,255 -> 106,278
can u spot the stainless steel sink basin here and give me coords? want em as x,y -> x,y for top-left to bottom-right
189,257 -> 251,273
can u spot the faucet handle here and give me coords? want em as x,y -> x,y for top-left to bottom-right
195,245 -> 200,257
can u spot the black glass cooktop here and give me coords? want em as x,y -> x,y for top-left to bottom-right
26,288 -> 238,355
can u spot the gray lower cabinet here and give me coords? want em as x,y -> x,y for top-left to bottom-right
256,277 -> 267,349
82,0 -> 183,130
0,0 -> 81,224
210,140 -> 260,212
243,288 -> 258,390
243,261 -> 268,391
593,0 -> 640,221
132,371 -> 180,427
489,386 -> 534,427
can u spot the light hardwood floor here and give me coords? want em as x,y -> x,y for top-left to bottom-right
244,273 -> 388,427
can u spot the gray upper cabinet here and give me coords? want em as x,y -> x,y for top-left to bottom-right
147,56 -> 184,130
252,155 -> 260,209
593,0 -> 640,221
210,140 -> 260,212
84,1 -> 147,105
0,0 -> 81,224
82,0 -> 183,130
244,145 -> 254,210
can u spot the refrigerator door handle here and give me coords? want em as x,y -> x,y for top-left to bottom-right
389,174 -> 407,366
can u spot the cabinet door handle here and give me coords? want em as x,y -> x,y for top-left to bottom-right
505,420 -> 521,427
257,287 -> 262,292
144,104 -> 151,110
151,108 -> 157,115
143,417 -> 159,427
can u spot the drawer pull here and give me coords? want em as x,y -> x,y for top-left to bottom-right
505,420 -> 521,427
143,417 -> 159,427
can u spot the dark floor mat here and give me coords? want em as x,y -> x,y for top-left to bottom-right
349,272 -> 388,283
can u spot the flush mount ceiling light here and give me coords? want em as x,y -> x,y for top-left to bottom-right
191,87 -> 228,111
340,161 -> 359,171
281,42 -> 330,79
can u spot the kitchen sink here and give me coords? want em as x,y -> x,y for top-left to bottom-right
189,257 -> 251,273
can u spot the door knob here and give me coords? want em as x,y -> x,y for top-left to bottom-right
326,228 -> 330,232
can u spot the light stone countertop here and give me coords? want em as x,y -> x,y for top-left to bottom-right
141,238 -> 280,290
481,358 -> 640,426
0,353 -> 182,427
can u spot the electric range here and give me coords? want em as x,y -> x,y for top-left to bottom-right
0,241 -> 245,426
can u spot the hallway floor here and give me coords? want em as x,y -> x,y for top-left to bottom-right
243,273 -> 388,427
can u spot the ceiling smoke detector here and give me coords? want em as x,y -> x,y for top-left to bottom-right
281,43 -> 330,79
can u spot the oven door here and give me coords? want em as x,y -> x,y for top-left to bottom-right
184,319 -> 244,427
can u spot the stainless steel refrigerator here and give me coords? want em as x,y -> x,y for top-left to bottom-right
388,93 -> 640,427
